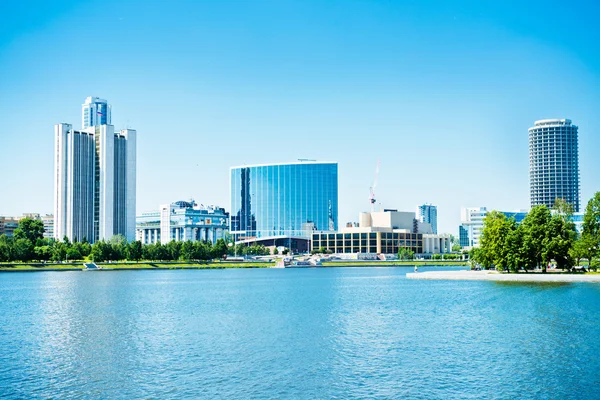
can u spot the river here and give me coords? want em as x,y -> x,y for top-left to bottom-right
1,266 -> 599,399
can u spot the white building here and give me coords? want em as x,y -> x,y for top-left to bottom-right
312,209 -> 451,255
41,214 -> 54,239
82,97 -> 111,129
459,207 -> 487,248
416,203 -> 438,234
529,119 -> 580,212
459,207 -> 528,249
54,98 -> 136,243
136,200 -> 229,245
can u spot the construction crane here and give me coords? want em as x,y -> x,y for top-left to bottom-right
369,159 -> 380,213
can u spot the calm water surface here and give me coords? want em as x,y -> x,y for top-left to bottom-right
1,267 -> 599,399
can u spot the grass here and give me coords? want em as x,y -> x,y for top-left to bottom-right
0,261 -> 274,271
0,259 -> 469,271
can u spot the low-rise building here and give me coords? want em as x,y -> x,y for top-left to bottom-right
41,214 -> 54,239
0,217 -> 19,237
136,200 -> 229,245
312,209 -> 450,255
0,213 -> 54,239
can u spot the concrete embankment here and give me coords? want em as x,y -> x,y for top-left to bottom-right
407,270 -> 600,283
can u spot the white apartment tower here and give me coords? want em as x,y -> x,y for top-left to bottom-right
529,119 -> 580,212
54,98 -> 136,243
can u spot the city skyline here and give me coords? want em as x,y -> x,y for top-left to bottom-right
1,1 -> 599,234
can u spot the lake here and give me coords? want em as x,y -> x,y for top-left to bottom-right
1,266 -> 599,399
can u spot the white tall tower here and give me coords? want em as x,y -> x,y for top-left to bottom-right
82,97 -> 112,129
529,119 -> 580,212
54,98 -> 136,243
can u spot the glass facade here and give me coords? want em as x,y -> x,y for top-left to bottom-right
230,162 -> 338,241
311,231 -> 423,254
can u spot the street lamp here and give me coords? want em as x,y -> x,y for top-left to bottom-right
228,242 -> 237,258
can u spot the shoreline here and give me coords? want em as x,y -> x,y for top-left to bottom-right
0,260 -> 469,272
407,270 -> 600,283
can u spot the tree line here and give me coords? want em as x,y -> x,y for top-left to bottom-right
471,194 -> 600,272
0,219 -> 271,263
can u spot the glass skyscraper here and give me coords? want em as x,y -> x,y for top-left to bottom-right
230,161 -> 338,242
529,119 -> 580,212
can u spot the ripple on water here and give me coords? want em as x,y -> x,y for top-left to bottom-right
1,268 -> 600,399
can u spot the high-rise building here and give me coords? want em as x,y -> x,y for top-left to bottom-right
54,98 -> 136,243
82,97 -> 111,129
230,161 -> 338,251
416,204 -> 437,234
529,119 -> 580,212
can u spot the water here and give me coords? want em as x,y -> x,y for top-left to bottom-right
1,267 -> 600,399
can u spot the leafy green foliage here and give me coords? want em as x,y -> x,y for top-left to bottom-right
397,247 -> 415,260
13,218 -> 45,243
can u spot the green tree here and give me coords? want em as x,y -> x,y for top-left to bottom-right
66,247 -> 82,261
91,240 -> 113,262
543,207 -> 576,270
504,221 -> 524,272
520,206 -> 552,272
12,238 -> 33,262
34,246 -> 53,262
154,243 -> 170,261
164,241 -> 180,260
212,239 -> 228,259
569,235 -> 593,270
126,240 -> 143,261
397,247 -> 415,260
581,193 -> 600,270
470,246 -> 492,269
180,241 -> 195,261
13,218 -> 45,243
109,235 -> 128,261
0,234 -> 12,261
479,211 -> 515,271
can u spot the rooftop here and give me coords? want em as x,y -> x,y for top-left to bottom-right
230,160 -> 337,170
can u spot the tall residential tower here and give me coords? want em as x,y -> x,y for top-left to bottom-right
54,98 -> 136,243
416,203 -> 437,234
529,119 -> 580,211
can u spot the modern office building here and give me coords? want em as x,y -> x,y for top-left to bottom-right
312,209 -> 450,255
416,203 -> 438,234
54,98 -> 136,243
136,200 -> 229,245
230,161 -> 338,252
529,119 -> 580,212
459,207 -> 528,248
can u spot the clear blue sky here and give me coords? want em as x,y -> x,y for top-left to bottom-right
1,0 -> 599,234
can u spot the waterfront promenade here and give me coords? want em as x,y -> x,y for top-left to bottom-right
407,270 -> 600,283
